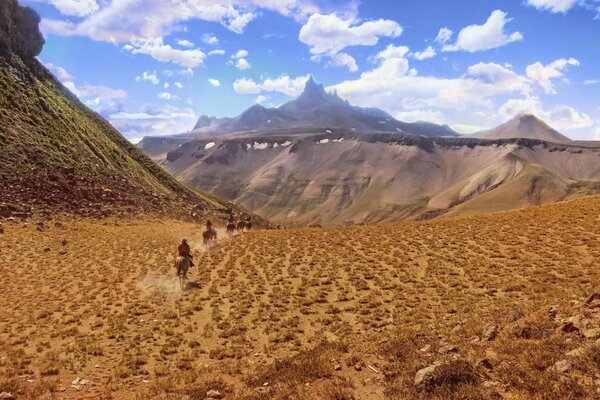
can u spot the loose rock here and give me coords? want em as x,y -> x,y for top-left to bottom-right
206,389 -> 224,399
553,359 -> 573,373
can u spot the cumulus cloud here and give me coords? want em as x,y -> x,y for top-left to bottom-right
125,37 -> 205,68
177,39 -> 194,48
236,58 -> 251,70
209,49 -> 226,56
328,44 -> 534,118
135,71 -> 160,85
526,0 -> 579,13
232,49 -> 248,59
48,0 -> 99,17
594,127 -> 600,141
45,62 -> 73,82
299,13 -> 402,55
255,94 -> 268,104
202,34 -> 219,45
330,53 -> 358,72
233,74 -> 309,96
108,104 -> 197,141
525,58 -> 579,94
233,78 -> 262,94
499,96 -> 593,130
435,27 -> 453,44
411,46 -> 436,61
174,82 -> 184,88
158,92 -> 173,100
40,0 -> 322,42
443,10 -> 523,53
584,79 -> 599,85
208,78 -> 221,87
45,62 -> 126,102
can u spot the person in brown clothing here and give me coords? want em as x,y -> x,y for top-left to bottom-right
178,239 -> 194,268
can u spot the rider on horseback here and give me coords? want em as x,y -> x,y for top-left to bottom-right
178,239 -> 193,269
228,213 -> 235,224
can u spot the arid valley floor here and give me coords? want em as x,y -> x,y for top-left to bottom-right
2,196 -> 600,399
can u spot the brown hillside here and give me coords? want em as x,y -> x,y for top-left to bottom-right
1,194 -> 600,399
0,0 -> 259,223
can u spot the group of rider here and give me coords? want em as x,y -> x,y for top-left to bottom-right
177,213 -> 251,271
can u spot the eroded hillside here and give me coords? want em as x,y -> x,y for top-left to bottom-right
1,195 -> 600,399
148,132 -> 600,225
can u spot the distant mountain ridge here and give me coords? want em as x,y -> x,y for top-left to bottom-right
185,77 -> 458,137
472,113 -> 572,143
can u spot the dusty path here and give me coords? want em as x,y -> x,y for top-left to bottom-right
1,197 -> 600,399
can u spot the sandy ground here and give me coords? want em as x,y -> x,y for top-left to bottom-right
1,196 -> 600,399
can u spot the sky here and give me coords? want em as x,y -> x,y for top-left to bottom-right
22,0 -> 600,142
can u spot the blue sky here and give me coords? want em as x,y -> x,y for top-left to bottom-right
22,0 -> 600,141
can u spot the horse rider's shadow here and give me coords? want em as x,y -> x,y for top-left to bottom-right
182,281 -> 201,291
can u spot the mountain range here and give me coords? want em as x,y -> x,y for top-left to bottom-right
140,79 -> 600,226
185,77 -> 458,138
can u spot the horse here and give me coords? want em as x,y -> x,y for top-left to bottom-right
236,220 -> 246,231
203,228 -> 217,246
245,220 -> 252,231
174,256 -> 191,290
226,222 -> 235,235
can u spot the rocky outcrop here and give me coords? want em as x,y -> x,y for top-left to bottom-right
0,0 -> 44,60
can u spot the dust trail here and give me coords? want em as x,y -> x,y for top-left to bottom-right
138,226 -> 242,294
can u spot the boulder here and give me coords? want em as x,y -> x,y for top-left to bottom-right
206,390 -> 224,399
0,393 -> 15,400
414,362 -> 442,387
482,324 -> 498,341
553,359 -> 573,373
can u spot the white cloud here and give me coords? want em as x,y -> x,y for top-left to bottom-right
109,104 -> 197,140
227,11 -> 257,33
233,74 -> 309,96
178,68 -> 194,77
261,75 -> 310,96
45,62 -> 126,101
136,71 -> 160,85
174,82 -> 184,88
158,92 -> 173,100
201,34 -> 219,45
232,49 -> 249,59
255,95 -> 268,104
584,79 -> 599,85
236,58 -> 251,70
411,46 -> 436,61
233,78 -> 261,94
499,96 -> 593,131
443,10 -> 523,53
177,39 -> 194,48
525,58 -> 579,94
208,78 -> 221,87
164,83 -> 170,89
209,49 -> 226,56
41,1 -> 306,42
48,0 -> 98,17
299,13 -> 402,55
330,52 -> 358,72
328,45 -> 534,117
435,27 -> 453,44
77,85 -> 127,100
45,62 -> 73,82
125,37 -> 205,68
594,127 -> 600,141
526,0 -> 578,13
